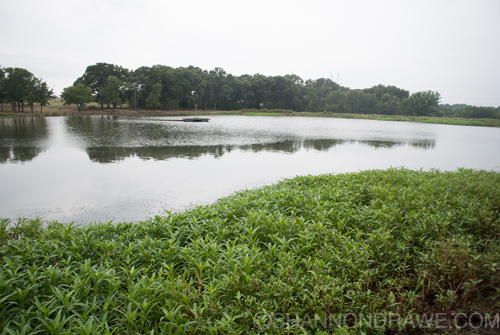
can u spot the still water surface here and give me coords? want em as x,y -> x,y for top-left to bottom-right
1,115 -> 499,224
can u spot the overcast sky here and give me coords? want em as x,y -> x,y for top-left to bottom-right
1,0 -> 499,106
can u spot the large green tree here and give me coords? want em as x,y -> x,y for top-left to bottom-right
231,74 -> 255,109
61,84 -> 94,112
74,63 -> 128,109
401,91 -> 441,116
125,67 -> 149,110
261,75 -> 304,111
35,81 -> 54,113
26,78 -> 41,113
4,67 -> 35,112
174,66 -> 208,109
25,79 -> 53,113
374,93 -> 401,115
208,67 -> 232,110
145,83 -> 162,109
101,76 -> 124,113
124,65 -> 181,110
303,78 -> 340,112
249,74 -> 270,109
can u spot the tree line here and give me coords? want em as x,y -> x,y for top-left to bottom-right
0,67 -> 53,113
65,63 -> 438,116
2,63 -> 499,119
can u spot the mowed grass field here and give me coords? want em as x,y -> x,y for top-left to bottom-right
1,168 -> 499,334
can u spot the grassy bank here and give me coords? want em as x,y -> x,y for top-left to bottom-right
375,115 -> 500,127
1,168 -> 500,334
211,109 -> 500,128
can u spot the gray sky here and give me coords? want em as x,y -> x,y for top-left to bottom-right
1,0 -> 499,106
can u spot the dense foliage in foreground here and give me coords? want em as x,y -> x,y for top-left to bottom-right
1,168 -> 500,334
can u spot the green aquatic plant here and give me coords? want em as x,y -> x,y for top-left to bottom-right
0,168 -> 499,334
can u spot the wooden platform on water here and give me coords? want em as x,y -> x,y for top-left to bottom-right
158,118 -> 210,122
182,118 -> 210,122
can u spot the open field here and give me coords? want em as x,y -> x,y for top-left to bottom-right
1,168 -> 500,334
0,99 -> 192,117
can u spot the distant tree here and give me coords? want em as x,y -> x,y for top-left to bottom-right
347,90 -> 377,114
26,77 -> 41,113
250,74 -> 269,109
208,67 -> 232,110
439,103 -> 469,110
364,85 -> 409,100
125,67 -> 149,109
145,83 -> 162,109
304,78 -> 341,112
306,77 -> 340,90
151,65 -> 180,109
35,81 -> 54,113
74,63 -> 128,109
374,93 -> 400,115
20,77 -> 53,113
231,75 -> 255,109
262,75 -> 304,110
0,67 -> 6,112
101,76 -> 124,113
283,74 -> 305,111
457,106 -> 500,119
400,91 -> 441,116
4,67 -> 35,112
174,66 -> 208,109
64,62 -> 500,117
323,88 -> 348,113
61,83 -> 94,112
126,65 -> 180,110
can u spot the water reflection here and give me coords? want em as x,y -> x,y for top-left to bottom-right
0,116 -> 439,164
0,117 -> 49,163
358,140 -> 404,149
86,145 -> 234,163
240,139 -> 347,154
409,139 -> 435,150
3,115 -> 499,225
303,139 -> 345,151
64,116 -> 205,148
85,138 -> 436,163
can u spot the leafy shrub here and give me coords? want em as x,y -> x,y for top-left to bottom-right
0,168 -> 499,334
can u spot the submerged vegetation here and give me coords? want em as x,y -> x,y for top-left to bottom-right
1,168 -> 500,334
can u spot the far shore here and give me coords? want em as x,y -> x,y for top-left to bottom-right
1,100 -> 500,128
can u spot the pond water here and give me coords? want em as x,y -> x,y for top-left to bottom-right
1,115 -> 499,224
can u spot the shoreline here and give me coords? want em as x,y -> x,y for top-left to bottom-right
2,106 -> 500,128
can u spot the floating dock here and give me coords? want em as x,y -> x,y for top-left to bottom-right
182,117 -> 210,122
154,118 -> 210,122
158,103 -> 210,122
182,103 -> 209,122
